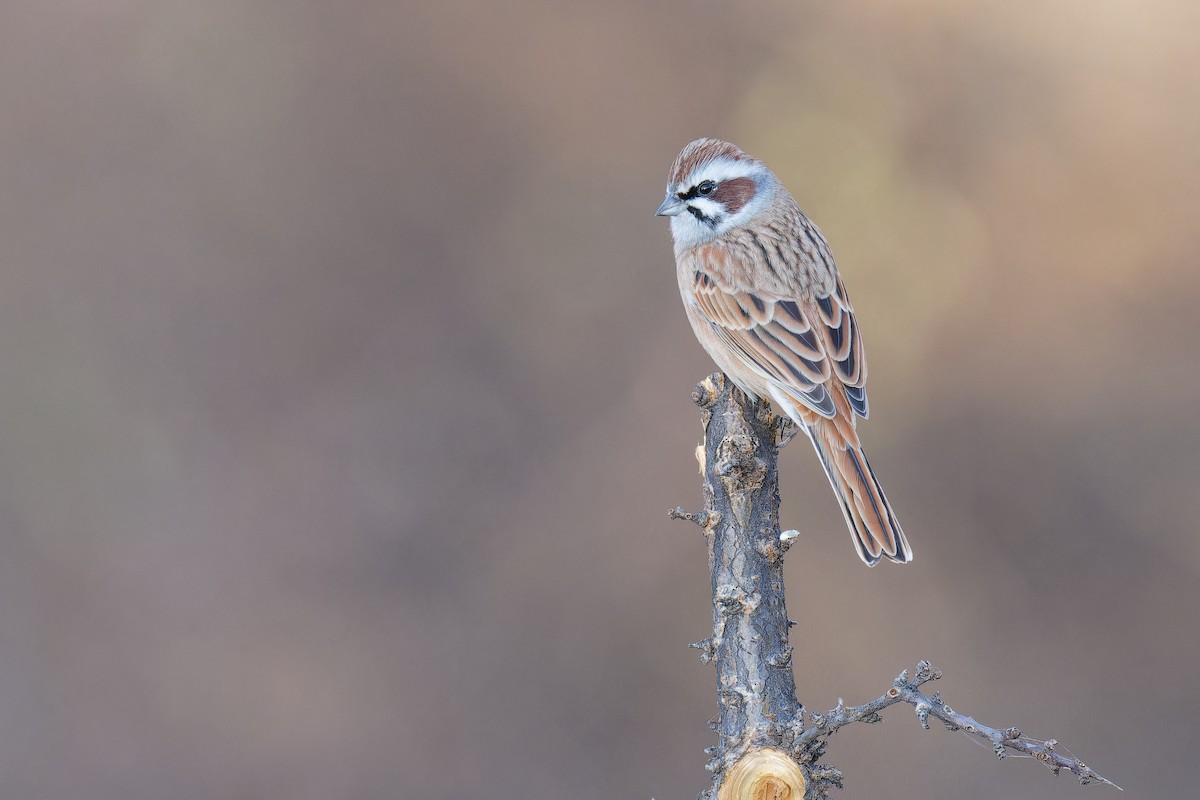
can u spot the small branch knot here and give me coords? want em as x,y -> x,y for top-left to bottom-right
915,703 -> 931,730
768,414 -> 800,449
913,659 -> 940,683
766,646 -> 794,668
668,506 -> 710,528
777,529 -> 800,554
693,374 -> 722,409
690,637 -> 720,664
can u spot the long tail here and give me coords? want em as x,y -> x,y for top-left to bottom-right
804,416 -> 912,566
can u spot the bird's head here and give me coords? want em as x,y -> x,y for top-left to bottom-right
656,138 -> 777,249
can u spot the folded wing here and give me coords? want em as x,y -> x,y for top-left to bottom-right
687,268 -> 869,420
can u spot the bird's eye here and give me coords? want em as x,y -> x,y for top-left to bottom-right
697,180 -> 717,196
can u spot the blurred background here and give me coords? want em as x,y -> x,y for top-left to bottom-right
0,1 -> 1196,797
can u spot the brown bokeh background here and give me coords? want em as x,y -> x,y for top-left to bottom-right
2,1 -> 1197,797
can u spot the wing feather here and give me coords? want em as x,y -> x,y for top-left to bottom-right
689,263 -> 870,420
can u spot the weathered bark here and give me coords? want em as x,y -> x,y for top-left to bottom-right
674,373 -> 808,800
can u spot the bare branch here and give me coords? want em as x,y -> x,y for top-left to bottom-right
795,659 -> 1121,790
685,374 -> 806,800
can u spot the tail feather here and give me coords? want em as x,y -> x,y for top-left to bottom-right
807,419 -> 912,566
766,383 -> 912,566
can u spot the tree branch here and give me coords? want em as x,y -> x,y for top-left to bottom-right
670,373 -> 1118,799
796,659 -> 1121,790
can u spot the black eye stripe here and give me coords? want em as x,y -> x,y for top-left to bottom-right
680,179 -> 719,201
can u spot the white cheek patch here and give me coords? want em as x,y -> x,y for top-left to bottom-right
670,214 -> 710,250
669,197 -> 731,250
689,198 -> 724,219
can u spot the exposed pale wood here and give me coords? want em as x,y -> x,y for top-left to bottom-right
717,749 -> 806,800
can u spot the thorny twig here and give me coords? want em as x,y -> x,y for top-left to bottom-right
795,659 -> 1121,790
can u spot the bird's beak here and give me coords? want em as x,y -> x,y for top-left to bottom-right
656,194 -> 685,217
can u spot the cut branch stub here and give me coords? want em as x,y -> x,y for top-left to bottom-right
718,748 -> 806,800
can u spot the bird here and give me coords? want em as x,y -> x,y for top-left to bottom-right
656,138 -> 912,566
